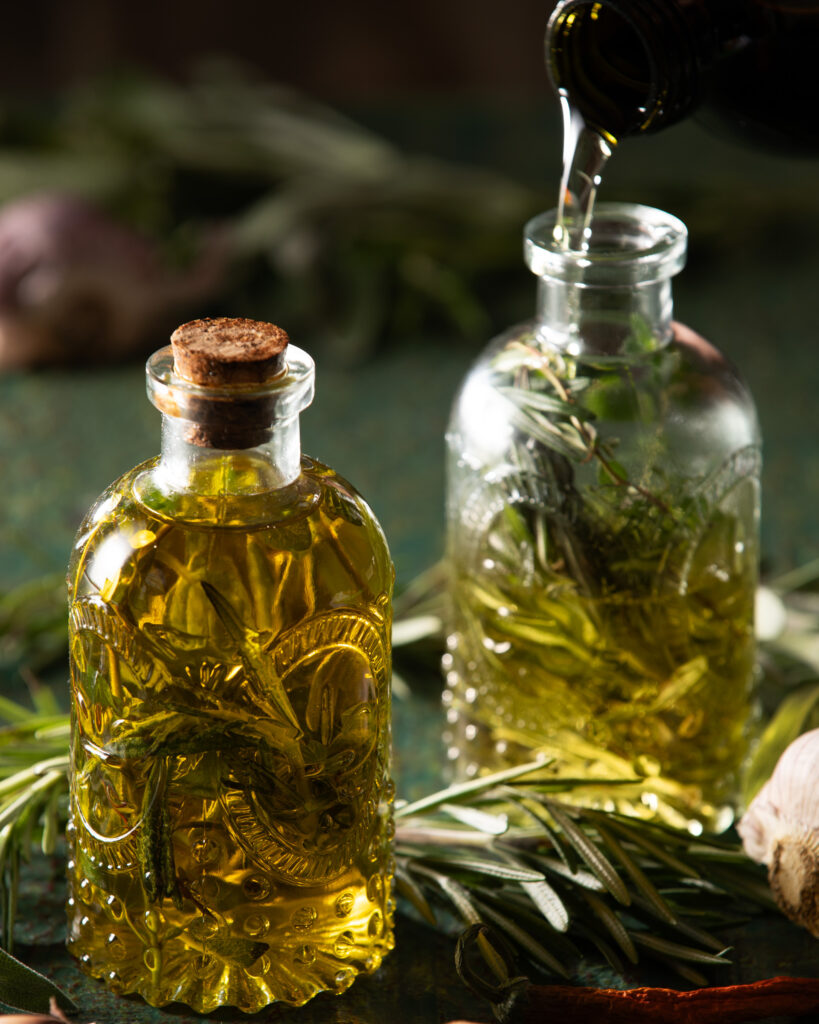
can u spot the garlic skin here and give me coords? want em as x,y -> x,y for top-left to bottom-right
738,728 -> 819,935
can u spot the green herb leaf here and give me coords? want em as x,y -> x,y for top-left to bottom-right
742,679 -> 819,804
580,890 -> 638,964
395,759 -> 549,819
473,899 -> 570,978
540,800 -> 630,905
0,945 -> 77,1014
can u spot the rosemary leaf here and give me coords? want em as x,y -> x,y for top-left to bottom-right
395,759 -> 548,819
395,823 -> 497,848
579,890 -> 638,964
504,792 -> 580,874
416,854 -> 545,884
392,614 -> 443,647
33,723 -> 71,743
40,785 -> 60,857
4,844 -> 18,953
519,878 -> 570,933
529,853 -> 607,893
0,772 -> 66,834
441,802 -> 509,835
570,920 -> 626,976
650,954 -> 710,988
540,800 -> 631,905
394,863 -> 437,926
496,385 -> 591,420
640,905 -> 728,954
493,845 -> 569,932
0,945 -> 77,1015
27,681 -> 61,718
0,700 -> 39,726
592,817 -> 678,924
410,863 -> 481,925
473,897 -> 570,978
694,864 -> 778,908
631,932 -> 731,966
600,815 -> 701,878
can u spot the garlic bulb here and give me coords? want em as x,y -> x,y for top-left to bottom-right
738,728 -> 819,935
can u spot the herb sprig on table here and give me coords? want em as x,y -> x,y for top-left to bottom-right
394,761 -> 772,991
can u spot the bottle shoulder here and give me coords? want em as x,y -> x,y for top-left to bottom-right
77,455 -> 387,536
68,455 -> 393,615
447,321 -> 759,480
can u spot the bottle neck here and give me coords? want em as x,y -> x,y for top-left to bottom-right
535,275 -> 674,356
547,0 -> 746,137
525,203 -> 686,357
154,413 -> 303,497
142,343 -> 315,508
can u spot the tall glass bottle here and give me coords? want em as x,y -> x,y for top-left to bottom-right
66,318 -> 394,1012
444,204 -> 760,831
546,0 -> 819,153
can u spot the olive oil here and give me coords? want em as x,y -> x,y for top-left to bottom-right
552,91 -> 613,251
66,320 -> 394,1012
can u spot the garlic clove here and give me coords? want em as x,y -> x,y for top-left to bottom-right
769,834 -> 819,936
737,784 -> 784,865
739,727 -> 819,935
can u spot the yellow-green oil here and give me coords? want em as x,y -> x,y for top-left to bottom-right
66,453 -> 394,1012
445,471 -> 758,830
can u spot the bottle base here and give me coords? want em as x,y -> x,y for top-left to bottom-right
68,931 -> 395,1013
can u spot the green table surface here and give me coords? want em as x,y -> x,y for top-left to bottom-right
1,112 -> 818,1022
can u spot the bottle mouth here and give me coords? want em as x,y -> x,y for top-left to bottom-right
546,0 -> 702,138
525,203 -> 687,286
547,1 -> 657,137
146,344 -> 315,449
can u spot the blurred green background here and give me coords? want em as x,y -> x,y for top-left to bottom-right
0,1 -> 816,593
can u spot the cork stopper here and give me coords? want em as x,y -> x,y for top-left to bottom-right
171,317 -> 289,386
167,317 -> 291,449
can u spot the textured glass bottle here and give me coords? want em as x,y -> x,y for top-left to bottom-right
66,318 -> 394,1012
444,205 -> 760,830
547,0 -> 819,153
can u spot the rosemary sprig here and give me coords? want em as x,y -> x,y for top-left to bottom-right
0,698 -> 69,957
394,767 -> 771,992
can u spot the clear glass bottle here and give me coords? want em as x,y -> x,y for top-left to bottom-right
66,318 -> 395,1012
546,0 -> 819,153
444,204 -> 760,831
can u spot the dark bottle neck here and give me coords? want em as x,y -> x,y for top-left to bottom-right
547,0 -> 747,139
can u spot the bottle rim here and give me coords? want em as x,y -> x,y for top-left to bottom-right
546,0 -> 705,138
146,344 -> 315,427
524,202 -> 688,286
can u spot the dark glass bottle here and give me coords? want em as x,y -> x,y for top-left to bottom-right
547,0 -> 819,153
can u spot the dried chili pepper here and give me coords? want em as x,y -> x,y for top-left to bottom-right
453,924 -> 819,1023
449,976 -> 819,1024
